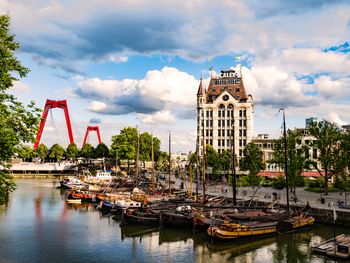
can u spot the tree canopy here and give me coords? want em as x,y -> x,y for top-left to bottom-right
0,14 -> 41,204
309,120 -> 344,194
240,142 -> 265,188
272,130 -> 308,195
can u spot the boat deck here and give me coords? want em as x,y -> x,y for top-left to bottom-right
312,234 -> 350,259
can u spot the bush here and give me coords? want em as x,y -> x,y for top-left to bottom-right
272,177 -> 286,189
295,176 -> 305,187
306,177 -> 324,188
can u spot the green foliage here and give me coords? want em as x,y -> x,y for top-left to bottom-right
66,143 -> 79,160
139,132 -> 161,163
48,143 -> 65,161
34,143 -> 48,161
272,129 -> 308,194
305,177 -> 324,188
206,145 -> 222,179
240,143 -> 264,187
110,127 -> 137,162
272,177 -> 286,189
80,143 -> 95,159
95,143 -> 109,158
0,171 -> 16,205
155,151 -> 169,172
16,144 -> 34,161
0,14 -> 41,204
309,120 -> 344,194
333,174 -> 350,190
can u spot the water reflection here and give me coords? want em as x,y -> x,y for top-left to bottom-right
0,179 -> 348,263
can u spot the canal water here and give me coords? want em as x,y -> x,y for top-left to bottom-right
0,179 -> 345,263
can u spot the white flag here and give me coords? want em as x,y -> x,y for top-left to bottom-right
333,205 -> 337,222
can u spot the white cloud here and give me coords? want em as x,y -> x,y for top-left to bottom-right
10,81 -> 30,92
89,101 -> 107,112
241,66 -> 314,107
323,112 -> 346,126
260,48 -> 350,76
139,110 -> 175,124
73,66 -> 198,112
139,67 -> 197,107
314,76 -> 350,100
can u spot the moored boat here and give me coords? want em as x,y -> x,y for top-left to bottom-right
207,221 -> 277,240
207,214 -> 315,241
162,205 -> 194,229
123,209 -> 159,226
66,191 -> 82,204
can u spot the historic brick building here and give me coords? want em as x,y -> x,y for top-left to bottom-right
196,67 -> 254,159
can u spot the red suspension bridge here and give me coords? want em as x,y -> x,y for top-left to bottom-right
33,99 -> 102,149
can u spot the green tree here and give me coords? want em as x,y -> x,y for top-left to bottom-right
95,143 -> 109,158
309,120 -> 343,195
205,145 -> 222,180
139,132 -> 161,165
272,130 -> 309,196
155,151 -> 169,172
220,149 -> 233,181
110,127 -> 137,172
48,143 -> 65,162
0,14 -> 41,204
34,143 -> 48,162
80,143 -> 95,161
65,143 -> 79,161
240,142 -> 265,188
16,144 -> 34,161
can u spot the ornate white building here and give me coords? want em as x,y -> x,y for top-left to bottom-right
196,67 -> 254,159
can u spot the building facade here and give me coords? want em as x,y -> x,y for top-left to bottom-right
196,67 -> 254,159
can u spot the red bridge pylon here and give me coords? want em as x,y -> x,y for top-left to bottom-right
82,126 -> 101,148
34,99 -> 74,149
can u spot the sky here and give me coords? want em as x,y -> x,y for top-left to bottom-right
2,0 -> 350,152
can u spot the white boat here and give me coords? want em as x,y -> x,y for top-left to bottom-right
60,177 -> 87,190
114,200 -> 142,210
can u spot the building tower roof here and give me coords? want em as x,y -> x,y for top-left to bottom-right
197,78 -> 205,96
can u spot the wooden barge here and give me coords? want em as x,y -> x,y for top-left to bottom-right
312,234 -> 350,259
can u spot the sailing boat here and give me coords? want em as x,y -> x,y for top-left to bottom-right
207,108 -> 315,240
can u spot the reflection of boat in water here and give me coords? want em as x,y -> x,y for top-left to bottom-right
206,235 -> 277,256
158,228 -> 193,245
119,224 -> 158,240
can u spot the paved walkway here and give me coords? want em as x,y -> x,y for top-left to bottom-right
167,176 -> 350,212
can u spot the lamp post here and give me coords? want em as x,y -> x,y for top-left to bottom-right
281,108 -> 290,213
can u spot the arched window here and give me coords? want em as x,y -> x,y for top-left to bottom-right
219,104 -> 225,109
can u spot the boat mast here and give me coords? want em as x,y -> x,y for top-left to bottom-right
152,134 -> 155,193
168,131 -> 172,195
136,125 -> 140,186
189,161 -> 193,198
202,124 -> 206,201
232,120 -> 237,206
282,108 -> 290,213
196,127 -> 200,202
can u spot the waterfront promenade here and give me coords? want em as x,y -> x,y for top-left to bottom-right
170,176 -> 350,215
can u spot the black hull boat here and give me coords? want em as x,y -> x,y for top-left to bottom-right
124,209 -> 159,226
